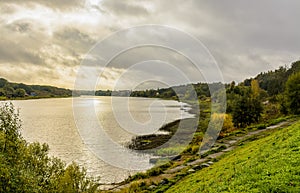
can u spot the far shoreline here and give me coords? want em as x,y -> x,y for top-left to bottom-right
0,95 -> 72,101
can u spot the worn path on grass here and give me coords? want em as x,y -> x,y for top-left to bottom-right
104,120 -> 293,192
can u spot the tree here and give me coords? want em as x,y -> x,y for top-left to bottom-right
3,86 -> 14,98
251,79 -> 260,98
0,88 -> 4,96
58,163 -> 99,193
14,88 -> 26,97
0,103 -> 99,192
285,72 -> 300,114
287,61 -> 300,75
210,113 -> 235,137
277,94 -> 289,115
0,78 -> 8,88
229,81 -> 235,91
232,95 -> 263,128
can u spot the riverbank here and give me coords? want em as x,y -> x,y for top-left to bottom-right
108,116 -> 298,192
165,119 -> 300,193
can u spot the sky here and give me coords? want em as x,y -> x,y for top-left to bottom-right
0,0 -> 300,90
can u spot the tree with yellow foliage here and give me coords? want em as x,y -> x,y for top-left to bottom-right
251,79 -> 260,98
210,113 -> 235,138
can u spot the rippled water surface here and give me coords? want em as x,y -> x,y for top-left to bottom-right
12,96 -> 192,183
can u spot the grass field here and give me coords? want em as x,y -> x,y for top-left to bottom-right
165,121 -> 300,193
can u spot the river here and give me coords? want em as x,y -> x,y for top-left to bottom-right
11,96 -> 193,184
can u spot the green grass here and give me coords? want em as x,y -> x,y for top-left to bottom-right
165,121 -> 300,193
155,146 -> 185,156
266,116 -> 291,126
0,96 -> 7,100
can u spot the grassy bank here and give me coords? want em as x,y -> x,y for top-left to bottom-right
165,120 -> 300,193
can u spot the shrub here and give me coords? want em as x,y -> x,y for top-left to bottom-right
0,103 -> 99,192
232,95 -> 263,128
147,167 -> 163,177
210,113 -> 235,137
285,72 -> 300,114
257,124 -> 267,130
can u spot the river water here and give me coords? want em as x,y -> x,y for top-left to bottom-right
12,96 -> 193,184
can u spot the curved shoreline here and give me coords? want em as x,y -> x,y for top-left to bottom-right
128,119 -> 182,150
128,102 -> 198,152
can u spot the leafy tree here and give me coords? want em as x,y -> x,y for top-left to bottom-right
287,61 -> 300,75
232,95 -> 263,128
210,113 -> 235,137
17,83 -> 33,94
0,78 -> 8,88
229,81 -> 235,91
57,163 -> 99,193
251,79 -> 260,98
222,114 -> 235,134
285,72 -> 300,114
14,88 -> 26,97
0,88 -> 5,97
277,94 -> 289,115
0,103 -> 99,192
3,86 -> 14,98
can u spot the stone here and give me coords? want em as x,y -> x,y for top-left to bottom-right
200,163 -> 210,168
160,179 -> 169,185
188,168 -> 195,173
192,165 -> 201,170
149,185 -> 157,189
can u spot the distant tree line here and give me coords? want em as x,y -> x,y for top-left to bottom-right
93,60 -> 300,128
97,61 -> 300,128
94,82 -> 220,101
0,78 -> 72,99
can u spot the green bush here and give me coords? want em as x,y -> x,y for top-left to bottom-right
147,167 -> 163,177
257,124 -> 267,130
0,103 -> 99,192
285,72 -> 300,114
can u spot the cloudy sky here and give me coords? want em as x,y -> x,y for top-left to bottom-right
0,0 -> 299,90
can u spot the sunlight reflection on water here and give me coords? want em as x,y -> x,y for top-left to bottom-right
12,96 -> 193,183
